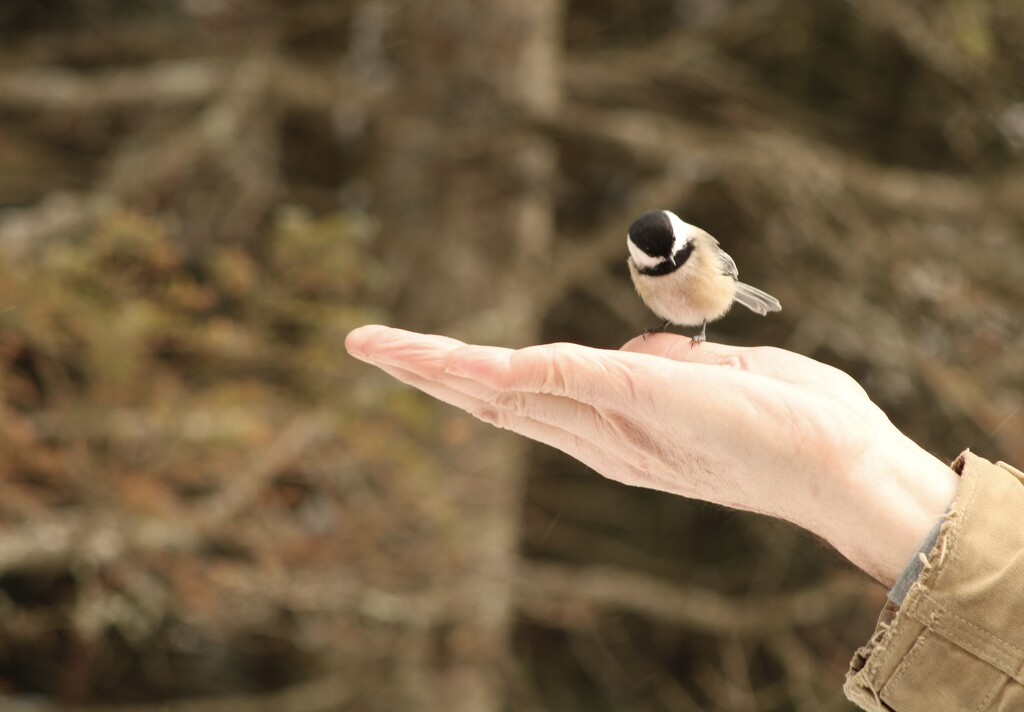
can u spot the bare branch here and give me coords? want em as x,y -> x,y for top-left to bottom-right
540,102 -> 1024,219
0,416 -> 328,575
0,58 -> 378,113
516,561 -> 873,635
0,671 -> 354,712
840,0 -> 986,87
0,61 -> 232,111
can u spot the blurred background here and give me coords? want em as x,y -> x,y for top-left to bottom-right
0,1 -> 1022,710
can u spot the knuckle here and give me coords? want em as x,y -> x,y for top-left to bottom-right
472,404 -> 521,431
540,345 -> 569,394
516,344 -> 571,395
720,354 -> 749,371
470,405 -> 501,427
493,391 -> 529,415
720,346 -> 783,372
603,410 -> 652,451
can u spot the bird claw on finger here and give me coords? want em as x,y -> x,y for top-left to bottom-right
642,320 -> 672,340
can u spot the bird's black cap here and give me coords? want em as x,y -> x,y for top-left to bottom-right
627,210 -> 674,258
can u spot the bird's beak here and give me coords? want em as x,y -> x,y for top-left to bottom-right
669,253 -> 676,266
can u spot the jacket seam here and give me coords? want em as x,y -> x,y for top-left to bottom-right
975,674 -> 1008,712
882,631 -> 929,699
909,592 -> 1024,684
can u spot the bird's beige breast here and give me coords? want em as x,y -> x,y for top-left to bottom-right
628,258 -> 737,327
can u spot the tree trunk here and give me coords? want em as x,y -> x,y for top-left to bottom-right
374,1 -> 561,710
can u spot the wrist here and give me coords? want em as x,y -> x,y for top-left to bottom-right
817,434 -> 958,586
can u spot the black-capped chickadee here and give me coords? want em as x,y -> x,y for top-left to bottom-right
627,209 -> 781,344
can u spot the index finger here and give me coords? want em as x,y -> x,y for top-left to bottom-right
444,342 -> 644,409
346,325 -> 467,373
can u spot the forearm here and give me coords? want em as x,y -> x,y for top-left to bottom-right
816,434 -> 958,586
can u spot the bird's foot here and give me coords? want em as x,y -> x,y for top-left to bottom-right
689,320 -> 708,348
642,320 -> 672,341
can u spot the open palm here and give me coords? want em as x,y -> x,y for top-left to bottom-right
346,326 -> 956,584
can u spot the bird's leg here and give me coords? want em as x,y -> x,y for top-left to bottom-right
642,319 -> 672,340
690,320 -> 707,348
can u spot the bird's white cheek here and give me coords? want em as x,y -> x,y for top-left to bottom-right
627,238 -> 662,270
663,211 -> 693,254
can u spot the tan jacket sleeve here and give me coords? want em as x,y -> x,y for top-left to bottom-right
845,451 -> 1024,711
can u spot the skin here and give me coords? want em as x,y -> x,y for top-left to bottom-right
345,325 -> 959,586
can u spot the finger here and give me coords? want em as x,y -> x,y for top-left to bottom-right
373,363 -> 630,481
621,332 -> 751,365
487,391 -> 671,485
372,361 -> 494,413
353,331 -> 631,449
354,329 -> 657,412
621,332 -> 806,383
491,391 -> 609,441
377,355 -> 611,450
346,325 -> 466,374
443,342 -> 630,409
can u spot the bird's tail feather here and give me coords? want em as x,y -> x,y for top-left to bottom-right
734,282 -> 781,315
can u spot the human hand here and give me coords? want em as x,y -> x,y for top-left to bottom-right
345,326 -> 958,585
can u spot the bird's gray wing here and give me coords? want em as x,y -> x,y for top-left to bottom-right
717,248 -> 739,280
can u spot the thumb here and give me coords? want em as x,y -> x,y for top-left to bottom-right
621,332 -> 750,367
621,333 -> 823,386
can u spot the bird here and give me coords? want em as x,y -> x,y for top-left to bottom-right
626,209 -> 780,345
